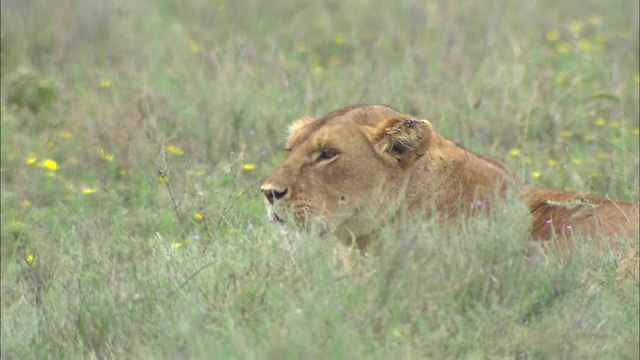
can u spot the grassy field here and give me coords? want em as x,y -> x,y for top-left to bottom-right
1,0 -> 638,358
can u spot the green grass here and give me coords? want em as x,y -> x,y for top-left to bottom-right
1,0 -> 638,358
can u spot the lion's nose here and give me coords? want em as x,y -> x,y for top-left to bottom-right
261,186 -> 288,205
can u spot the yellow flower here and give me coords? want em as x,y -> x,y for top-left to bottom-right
589,172 -> 600,179
597,152 -> 608,159
555,42 -> 570,53
158,176 -> 168,183
611,137 -> 621,144
546,30 -> 560,42
39,159 -> 60,171
588,13 -> 602,25
295,42 -> 309,53
242,163 -> 256,171
595,35 -> 607,44
569,21 -> 583,35
194,212 -> 204,220
190,40 -> 202,53
312,66 -> 323,75
571,159 -> 581,165
595,117 -> 606,126
608,121 -> 619,129
22,199 -> 31,207
393,330 -> 407,340
532,171 -> 541,179
25,156 -> 37,165
61,131 -> 72,139
560,130 -> 573,138
547,159 -> 557,166
635,74 -> 639,84
118,169 -> 128,176
26,254 -> 36,264
524,157 -> 533,165
577,39 -> 591,52
99,149 -> 114,161
187,170 -> 205,177
99,79 -> 112,88
334,33 -> 347,45
82,187 -> 97,194
166,145 -> 184,156
172,242 -> 182,249
555,73 -> 569,84
509,148 -> 520,157
632,128 -> 639,135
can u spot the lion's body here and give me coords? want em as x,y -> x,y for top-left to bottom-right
528,188 -> 639,244
261,105 -> 639,278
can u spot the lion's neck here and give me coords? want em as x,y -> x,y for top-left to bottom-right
407,132 -> 520,217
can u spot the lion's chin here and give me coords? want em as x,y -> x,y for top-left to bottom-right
266,208 -> 329,238
266,206 -> 285,225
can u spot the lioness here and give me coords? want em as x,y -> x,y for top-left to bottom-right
260,104 -> 639,276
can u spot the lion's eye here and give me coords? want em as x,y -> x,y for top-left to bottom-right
316,148 -> 338,162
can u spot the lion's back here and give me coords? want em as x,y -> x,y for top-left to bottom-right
528,188 -> 639,243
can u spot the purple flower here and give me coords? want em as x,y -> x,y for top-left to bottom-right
248,130 -> 255,136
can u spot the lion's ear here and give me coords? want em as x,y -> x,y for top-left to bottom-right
369,117 -> 432,167
287,116 -> 314,139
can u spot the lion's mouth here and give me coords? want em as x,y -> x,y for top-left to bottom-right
266,208 -> 329,238
270,212 -> 285,225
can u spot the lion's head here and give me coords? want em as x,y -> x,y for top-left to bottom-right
260,105 -> 432,240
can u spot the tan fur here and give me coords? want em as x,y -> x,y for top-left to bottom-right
287,116 -> 314,141
261,105 -> 639,279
